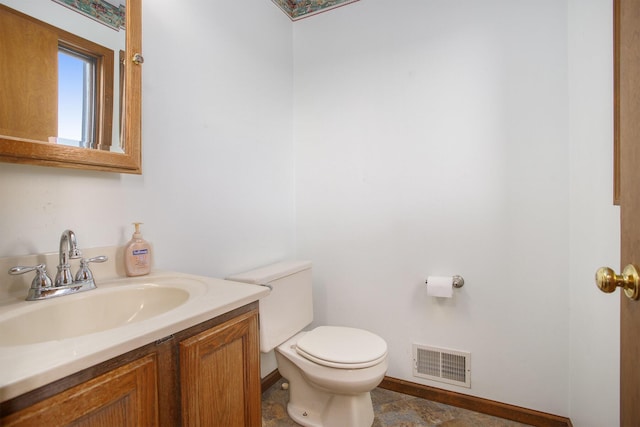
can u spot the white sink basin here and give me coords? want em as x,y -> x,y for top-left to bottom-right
0,267 -> 270,403
0,278 -> 206,346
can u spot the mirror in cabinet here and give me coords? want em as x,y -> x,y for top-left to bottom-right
0,0 -> 142,174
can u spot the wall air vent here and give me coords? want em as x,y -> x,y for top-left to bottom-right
413,344 -> 471,388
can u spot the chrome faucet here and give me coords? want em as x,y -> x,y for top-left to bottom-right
8,229 -> 108,301
55,229 -> 82,287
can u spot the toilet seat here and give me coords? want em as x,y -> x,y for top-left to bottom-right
295,326 -> 387,369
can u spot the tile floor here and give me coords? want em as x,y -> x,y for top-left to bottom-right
262,378 -> 532,427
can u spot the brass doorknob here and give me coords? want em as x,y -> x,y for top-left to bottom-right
132,53 -> 144,65
595,264 -> 640,300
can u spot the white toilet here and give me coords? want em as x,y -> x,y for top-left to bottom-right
227,261 -> 388,427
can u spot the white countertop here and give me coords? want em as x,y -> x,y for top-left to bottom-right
0,270 -> 269,402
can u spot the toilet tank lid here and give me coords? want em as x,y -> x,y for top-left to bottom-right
226,260 -> 312,284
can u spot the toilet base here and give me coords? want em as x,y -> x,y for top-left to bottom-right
286,390 -> 374,427
276,333 -> 384,427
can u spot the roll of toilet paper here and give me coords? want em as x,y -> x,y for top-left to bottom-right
426,276 -> 454,298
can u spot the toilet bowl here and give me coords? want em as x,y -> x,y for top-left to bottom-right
226,261 -> 388,427
275,328 -> 388,427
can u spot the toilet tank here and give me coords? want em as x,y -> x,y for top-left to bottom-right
226,261 -> 313,352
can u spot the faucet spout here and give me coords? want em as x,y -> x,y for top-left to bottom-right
55,229 -> 82,287
59,229 -> 81,265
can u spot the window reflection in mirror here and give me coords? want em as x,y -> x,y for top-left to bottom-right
0,1 -> 123,152
58,46 -> 97,148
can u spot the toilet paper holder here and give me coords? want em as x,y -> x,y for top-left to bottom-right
425,275 -> 465,289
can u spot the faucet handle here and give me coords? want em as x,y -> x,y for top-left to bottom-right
75,256 -> 108,282
9,264 -> 53,290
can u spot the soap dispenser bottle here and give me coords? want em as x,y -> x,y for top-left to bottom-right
124,222 -> 152,277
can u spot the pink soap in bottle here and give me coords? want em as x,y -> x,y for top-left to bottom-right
124,222 -> 152,277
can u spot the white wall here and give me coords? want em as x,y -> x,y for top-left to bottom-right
141,0 -> 295,277
568,0 -> 620,425
294,0 -> 616,421
0,0 -> 295,280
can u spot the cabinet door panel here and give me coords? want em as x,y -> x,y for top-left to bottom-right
0,6 -> 58,141
2,354 -> 159,427
180,309 -> 260,427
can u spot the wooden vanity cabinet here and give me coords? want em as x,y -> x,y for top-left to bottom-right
180,308 -> 261,426
0,302 -> 261,427
1,354 -> 159,427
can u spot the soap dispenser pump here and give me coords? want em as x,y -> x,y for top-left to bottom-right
124,222 -> 152,277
